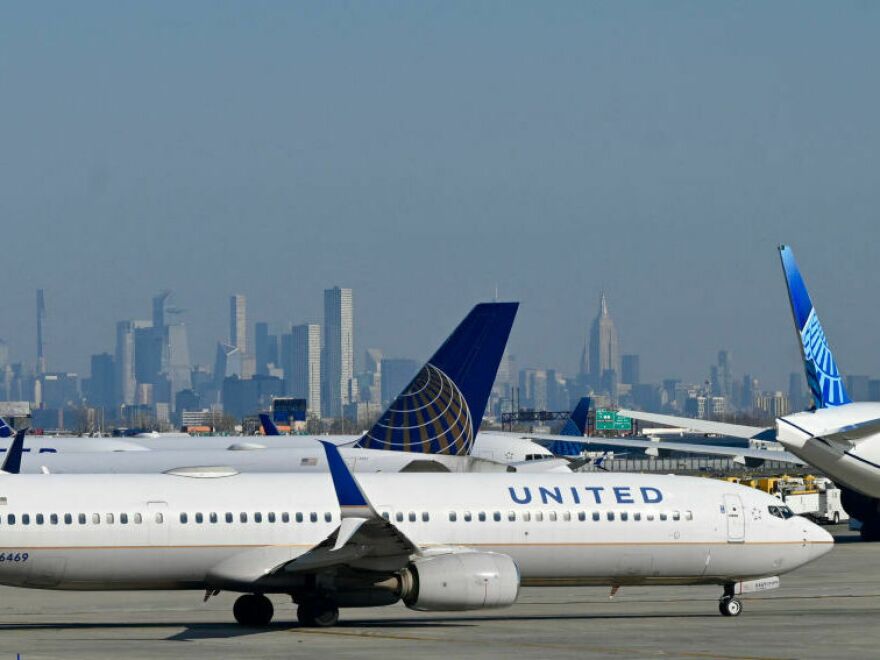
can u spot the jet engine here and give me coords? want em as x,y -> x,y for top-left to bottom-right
396,552 -> 520,611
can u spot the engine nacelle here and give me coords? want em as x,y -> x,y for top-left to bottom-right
398,552 -> 520,611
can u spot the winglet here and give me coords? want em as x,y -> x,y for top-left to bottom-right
0,417 -> 13,439
560,397 -> 590,437
320,441 -> 371,514
778,245 -> 851,408
1,428 -> 27,475
259,413 -> 280,436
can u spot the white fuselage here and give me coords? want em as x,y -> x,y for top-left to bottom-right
0,472 -> 831,591
777,403 -> 880,498
4,431 -> 562,475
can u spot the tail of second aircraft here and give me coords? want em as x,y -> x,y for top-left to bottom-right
356,302 -> 518,456
778,245 -> 851,409
560,397 -> 590,437
0,417 -> 12,439
259,413 -> 281,436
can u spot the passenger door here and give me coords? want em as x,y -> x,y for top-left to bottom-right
723,494 -> 745,543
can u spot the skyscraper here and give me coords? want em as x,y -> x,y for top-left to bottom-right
36,289 -> 47,375
621,354 -> 640,385
255,322 -> 278,376
115,320 -> 149,406
588,293 -> 620,389
229,294 -> 247,355
282,323 -> 322,416
321,287 -> 354,418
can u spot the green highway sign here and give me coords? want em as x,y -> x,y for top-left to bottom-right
595,409 -> 632,432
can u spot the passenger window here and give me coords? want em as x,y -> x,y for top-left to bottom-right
672,511 -> 681,521
522,512 -> 531,522
22,514 -> 30,525
606,511 -> 615,521
282,513 -> 290,523
620,512 -> 629,521
381,511 -> 390,521
120,513 -> 129,524
154,513 -> 163,524
36,513 -> 44,525
240,513 -> 248,523
634,512 -> 641,521
134,513 -> 143,524
395,512 -> 404,522
535,512 -> 544,522
180,513 -> 188,524
78,514 -> 87,524
493,511 -> 501,522
195,513 -> 204,524
685,511 -> 693,521
508,511 -> 516,522
296,512 -> 304,523
225,512 -> 233,523
325,512 -> 333,523
408,512 -> 417,522
254,512 -> 262,523
310,512 -> 318,523
647,512 -> 655,521
549,512 -> 557,522
449,512 -> 457,522
592,511 -> 600,521
563,511 -> 571,522
92,513 -> 100,525
209,513 -> 218,524
64,513 -> 72,525
578,511 -> 586,522
50,513 -> 58,525
106,513 -> 114,524
422,512 -> 429,522
659,513 -> 667,521
478,512 -> 486,522
268,512 -> 276,523
464,511 -> 473,522
6,514 -> 14,525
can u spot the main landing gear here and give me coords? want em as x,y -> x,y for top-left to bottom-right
718,583 -> 742,617
233,594 -> 274,626
296,599 -> 340,628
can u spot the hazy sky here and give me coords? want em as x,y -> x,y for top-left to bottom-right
1,2 -> 879,390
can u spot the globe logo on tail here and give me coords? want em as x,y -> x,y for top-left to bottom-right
360,363 -> 475,455
801,309 -> 849,407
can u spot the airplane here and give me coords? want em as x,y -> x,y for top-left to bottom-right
540,246 -> 880,540
0,439 -> 832,627
0,303 -> 570,475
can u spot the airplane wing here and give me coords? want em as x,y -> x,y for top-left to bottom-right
617,409 -> 772,440
525,433 -> 805,465
279,440 -> 419,575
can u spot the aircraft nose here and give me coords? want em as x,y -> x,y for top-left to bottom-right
803,520 -> 834,560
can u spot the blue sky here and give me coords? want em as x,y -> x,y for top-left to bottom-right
1,2 -> 879,388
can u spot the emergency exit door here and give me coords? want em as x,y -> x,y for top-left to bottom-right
723,494 -> 745,543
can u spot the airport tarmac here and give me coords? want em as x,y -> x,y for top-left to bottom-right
0,525 -> 874,660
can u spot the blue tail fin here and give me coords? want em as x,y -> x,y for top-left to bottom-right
357,302 -> 518,455
779,245 -> 851,408
1,428 -> 26,474
560,397 -> 590,437
0,417 -> 12,439
259,413 -> 280,436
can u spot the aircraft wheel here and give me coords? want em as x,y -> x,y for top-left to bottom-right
297,600 -> 339,627
718,596 -> 742,617
832,512 -> 840,524
233,594 -> 274,626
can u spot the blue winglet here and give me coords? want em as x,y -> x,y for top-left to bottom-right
259,413 -> 280,436
0,417 -> 13,439
778,245 -> 851,409
320,441 -> 368,508
1,428 -> 26,474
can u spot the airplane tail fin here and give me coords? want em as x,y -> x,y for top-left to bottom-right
259,413 -> 280,436
560,397 -> 590,437
0,416 -> 13,439
0,428 -> 26,475
778,245 -> 851,408
356,302 -> 518,455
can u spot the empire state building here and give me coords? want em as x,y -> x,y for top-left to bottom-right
588,292 -> 620,388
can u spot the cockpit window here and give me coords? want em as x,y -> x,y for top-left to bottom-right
768,505 -> 795,519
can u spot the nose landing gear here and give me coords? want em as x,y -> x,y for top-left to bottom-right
718,583 -> 742,617
233,593 -> 274,626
